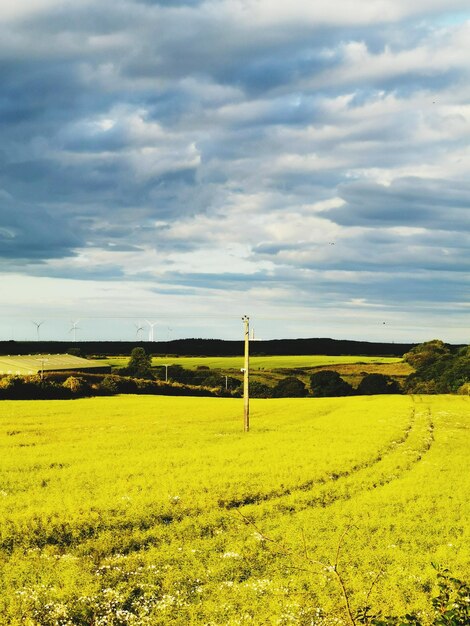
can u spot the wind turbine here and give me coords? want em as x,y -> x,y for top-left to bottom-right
32,320 -> 44,341
145,320 -> 157,342
69,320 -> 80,342
135,321 -> 145,341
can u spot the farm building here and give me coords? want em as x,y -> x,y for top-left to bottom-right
0,354 -> 111,376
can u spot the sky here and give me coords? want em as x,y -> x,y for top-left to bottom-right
0,0 -> 469,343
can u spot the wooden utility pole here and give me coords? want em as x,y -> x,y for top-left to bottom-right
242,315 -> 250,432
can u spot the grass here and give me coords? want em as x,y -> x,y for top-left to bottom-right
104,354 -> 403,371
0,395 -> 468,625
104,354 -> 409,389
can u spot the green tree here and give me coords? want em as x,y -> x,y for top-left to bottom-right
272,376 -> 307,398
357,373 -> 400,395
126,347 -> 153,378
440,346 -> 470,392
404,341 -> 469,394
166,364 -> 191,383
403,339 -> 451,369
249,380 -> 272,398
310,371 -> 353,397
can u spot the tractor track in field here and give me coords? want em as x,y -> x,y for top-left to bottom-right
0,400 -> 436,556
228,400 -> 435,517
220,401 -> 419,510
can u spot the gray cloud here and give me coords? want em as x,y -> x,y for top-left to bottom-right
0,194 -> 82,260
0,0 -> 469,339
330,177 -> 470,230
150,266 -> 469,314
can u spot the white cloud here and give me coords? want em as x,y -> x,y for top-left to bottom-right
0,0 -> 66,23
0,0 -> 469,342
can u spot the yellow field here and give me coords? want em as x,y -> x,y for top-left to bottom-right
0,395 -> 468,625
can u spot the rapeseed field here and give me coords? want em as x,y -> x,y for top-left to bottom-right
0,395 -> 468,625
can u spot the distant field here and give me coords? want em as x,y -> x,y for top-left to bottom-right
307,361 -> 414,387
0,354 -> 106,375
105,354 -> 403,370
0,395 -> 468,625
105,354 -> 409,388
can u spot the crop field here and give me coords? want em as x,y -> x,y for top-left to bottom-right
0,354 -> 107,376
105,354 -> 402,371
105,354 -> 410,390
0,395 -> 468,625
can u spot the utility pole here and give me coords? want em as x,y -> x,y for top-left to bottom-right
242,315 -> 250,432
37,356 -> 48,383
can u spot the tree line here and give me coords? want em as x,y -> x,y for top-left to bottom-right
403,340 -> 469,394
0,337 -> 417,357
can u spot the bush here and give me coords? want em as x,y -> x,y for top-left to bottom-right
62,376 -> 88,395
221,376 -> 242,391
357,373 -> 400,395
404,377 -> 441,394
431,565 -> 470,625
0,371 -> 228,400
99,375 -> 120,395
154,364 -> 190,383
196,373 -> 223,387
272,376 -> 307,398
0,375 -> 72,399
0,375 -> 43,399
457,382 -> 470,395
310,371 -> 353,397
249,381 -> 273,398
360,566 -> 470,625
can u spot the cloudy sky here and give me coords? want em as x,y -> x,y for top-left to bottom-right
1,0 -> 469,343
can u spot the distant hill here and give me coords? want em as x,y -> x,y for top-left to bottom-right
0,338 -> 418,357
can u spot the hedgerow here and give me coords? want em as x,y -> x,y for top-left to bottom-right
0,372 -> 231,400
